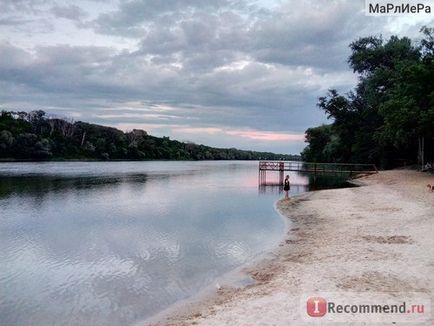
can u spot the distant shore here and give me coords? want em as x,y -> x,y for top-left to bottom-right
149,170 -> 434,325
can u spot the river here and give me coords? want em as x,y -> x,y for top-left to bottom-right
0,161 -> 308,325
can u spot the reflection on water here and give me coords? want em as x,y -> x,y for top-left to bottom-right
0,174 -> 149,199
0,161 -> 309,326
306,173 -> 357,191
258,183 -> 309,195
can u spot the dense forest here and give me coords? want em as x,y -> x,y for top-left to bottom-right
302,27 -> 434,169
0,110 -> 298,161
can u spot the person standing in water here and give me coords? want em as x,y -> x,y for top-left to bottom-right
283,175 -> 290,199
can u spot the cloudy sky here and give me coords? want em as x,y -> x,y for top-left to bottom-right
0,0 -> 432,154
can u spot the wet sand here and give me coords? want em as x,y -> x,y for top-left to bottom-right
147,170 -> 434,325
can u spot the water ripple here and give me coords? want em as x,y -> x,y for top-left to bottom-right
0,161 -> 298,326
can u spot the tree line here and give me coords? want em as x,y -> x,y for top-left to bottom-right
301,27 -> 433,169
0,110 -> 299,161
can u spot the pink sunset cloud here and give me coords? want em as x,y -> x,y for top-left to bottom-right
226,130 -> 305,142
175,127 -> 305,142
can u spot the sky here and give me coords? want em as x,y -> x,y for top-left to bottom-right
0,0 -> 433,154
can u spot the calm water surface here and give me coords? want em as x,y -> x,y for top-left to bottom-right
0,161 -> 308,326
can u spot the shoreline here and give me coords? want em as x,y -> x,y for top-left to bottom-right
147,170 -> 434,325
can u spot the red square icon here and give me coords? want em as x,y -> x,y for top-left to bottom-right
307,297 -> 327,317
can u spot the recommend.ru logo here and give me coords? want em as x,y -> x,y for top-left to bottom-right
306,297 -> 327,317
302,292 -> 430,323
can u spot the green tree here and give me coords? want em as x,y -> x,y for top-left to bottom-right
303,28 -> 433,168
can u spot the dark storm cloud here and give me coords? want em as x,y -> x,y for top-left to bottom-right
0,16 -> 34,26
248,2 -> 362,69
0,0 -> 49,13
135,10 -> 252,73
0,0 -> 54,33
50,4 -> 88,21
90,0 -> 245,37
0,44 -> 112,92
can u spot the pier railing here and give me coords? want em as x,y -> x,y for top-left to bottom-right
258,161 -> 378,185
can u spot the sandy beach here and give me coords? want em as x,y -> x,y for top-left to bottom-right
150,170 -> 434,325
